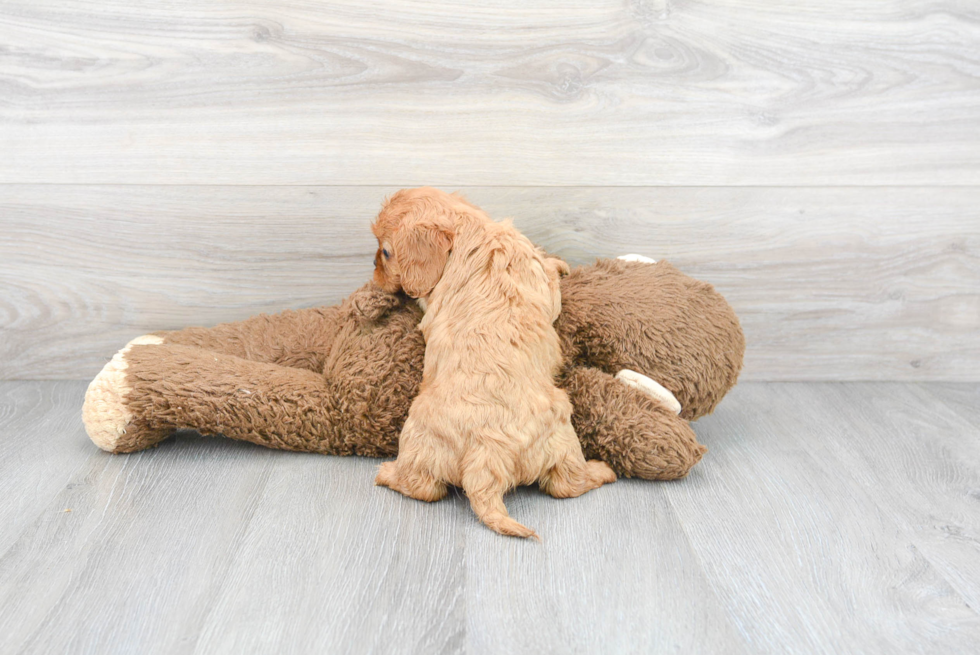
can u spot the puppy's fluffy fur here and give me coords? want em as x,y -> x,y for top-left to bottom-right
372,187 -> 615,538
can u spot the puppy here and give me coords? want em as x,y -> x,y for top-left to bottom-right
371,187 -> 615,538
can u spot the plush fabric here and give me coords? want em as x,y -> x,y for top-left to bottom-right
83,259 -> 744,480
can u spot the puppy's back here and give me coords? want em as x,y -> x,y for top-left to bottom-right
423,217 -> 565,384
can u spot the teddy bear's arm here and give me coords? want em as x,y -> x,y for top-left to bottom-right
153,305 -> 343,372
82,337 -> 382,457
562,367 -> 706,480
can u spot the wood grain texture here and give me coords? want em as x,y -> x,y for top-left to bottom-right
2,381 -> 980,653
665,383 -> 980,653
190,456 -> 465,655
1,185 -> 977,381
795,383 -> 980,614
463,482 -> 753,654
919,382 -> 980,433
0,382 -> 101,557
0,1 -> 978,185
0,385 -> 463,655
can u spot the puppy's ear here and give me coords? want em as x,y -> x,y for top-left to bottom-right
393,213 -> 455,298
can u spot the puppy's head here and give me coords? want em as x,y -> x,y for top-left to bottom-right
371,187 -> 456,298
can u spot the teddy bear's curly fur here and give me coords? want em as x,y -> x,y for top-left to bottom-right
82,259 -> 744,480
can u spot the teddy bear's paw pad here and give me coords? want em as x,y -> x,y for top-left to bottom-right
615,369 -> 682,415
617,254 -> 657,264
82,335 -> 163,451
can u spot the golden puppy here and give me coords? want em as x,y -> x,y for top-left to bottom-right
371,187 -> 615,538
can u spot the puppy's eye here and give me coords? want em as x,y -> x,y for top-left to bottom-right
382,249 -> 390,259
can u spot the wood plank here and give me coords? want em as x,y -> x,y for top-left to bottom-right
0,434 -> 280,655
464,481 -> 752,654
191,456 -> 464,655
2,381 -> 980,653
820,382 -> 980,612
0,185 -> 380,380
662,382 -> 980,653
0,382 -> 96,558
916,382 -> 980,433
0,381 -> 463,654
2,185 -> 977,381
1,1 -> 978,185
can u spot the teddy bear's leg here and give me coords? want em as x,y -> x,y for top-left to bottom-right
84,335 -> 170,452
152,305 -> 342,372
83,339 -> 358,456
562,367 -> 707,480
617,254 -> 657,264
615,369 -> 682,415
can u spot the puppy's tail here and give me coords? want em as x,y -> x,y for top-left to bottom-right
462,469 -> 539,541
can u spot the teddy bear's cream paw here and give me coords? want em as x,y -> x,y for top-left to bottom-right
82,335 -> 163,452
617,254 -> 657,264
615,369 -> 682,415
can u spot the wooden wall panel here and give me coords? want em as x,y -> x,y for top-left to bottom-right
1,2 -> 977,380
0,1 -> 978,185
1,185 -> 977,381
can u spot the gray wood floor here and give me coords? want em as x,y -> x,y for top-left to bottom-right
1,381 -> 979,654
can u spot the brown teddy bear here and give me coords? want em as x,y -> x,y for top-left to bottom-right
82,257 -> 744,480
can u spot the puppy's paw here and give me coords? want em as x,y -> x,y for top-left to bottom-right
376,462 -> 447,502
586,460 -> 617,486
345,283 -> 405,325
617,254 -> 657,264
375,461 -> 398,488
615,369 -> 682,415
83,335 -> 164,452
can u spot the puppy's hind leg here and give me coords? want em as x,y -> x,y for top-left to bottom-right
375,461 -> 447,502
462,466 -> 538,540
375,419 -> 448,503
540,423 -> 616,499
